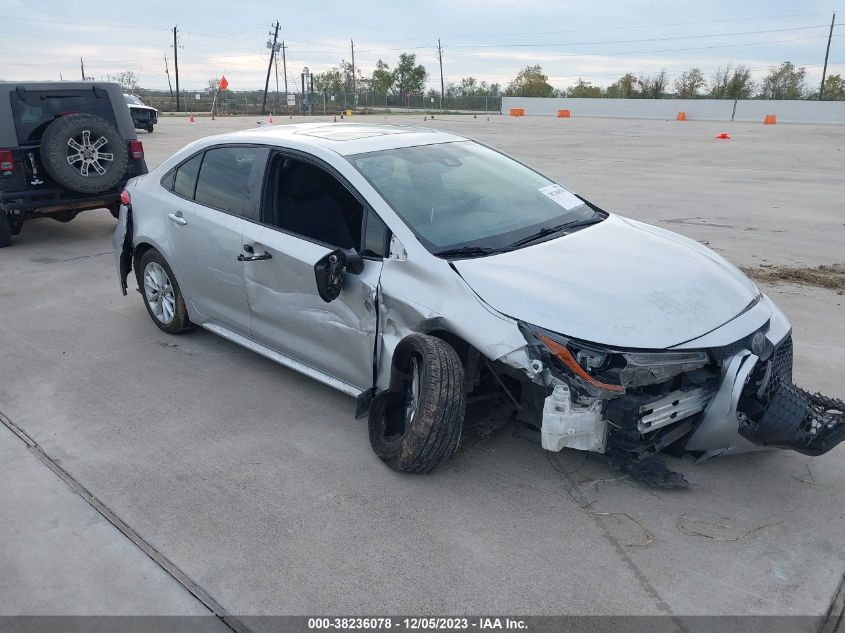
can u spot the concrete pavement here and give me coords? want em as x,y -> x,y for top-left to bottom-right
0,115 -> 843,624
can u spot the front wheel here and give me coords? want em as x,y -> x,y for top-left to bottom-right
368,334 -> 465,473
136,249 -> 194,334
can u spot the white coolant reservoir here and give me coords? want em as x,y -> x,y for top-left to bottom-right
541,383 -> 607,453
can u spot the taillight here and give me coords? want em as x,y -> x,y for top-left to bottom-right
120,189 -> 131,205
0,149 -> 13,172
129,140 -> 144,160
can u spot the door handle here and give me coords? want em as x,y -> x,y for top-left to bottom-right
237,251 -> 272,262
168,212 -> 187,226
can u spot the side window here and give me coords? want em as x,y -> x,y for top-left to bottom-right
194,146 -> 267,220
173,153 -> 203,199
362,210 -> 389,258
161,169 -> 176,191
263,155 -> 363,250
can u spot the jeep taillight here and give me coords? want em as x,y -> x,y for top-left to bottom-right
129,140 -> 144,160
0,150 -> 13,172
120,189 -> 131,205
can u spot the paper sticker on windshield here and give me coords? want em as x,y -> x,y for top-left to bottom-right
539,184 -> 582,210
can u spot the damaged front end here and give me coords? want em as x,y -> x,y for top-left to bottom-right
736,337 -> 845,456
516,322 -> 844,485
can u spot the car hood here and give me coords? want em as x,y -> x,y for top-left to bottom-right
129,104 -> 158,113
452,214 -> 762,349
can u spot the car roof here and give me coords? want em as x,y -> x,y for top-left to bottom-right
211,122 -> 467,156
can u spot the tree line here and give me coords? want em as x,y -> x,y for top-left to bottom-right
105,54 -> 845,101
501,63 -> 845,100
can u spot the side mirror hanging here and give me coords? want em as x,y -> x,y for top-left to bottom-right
314,248 -> 364,303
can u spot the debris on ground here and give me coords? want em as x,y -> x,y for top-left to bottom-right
676,515 -> 782,542
741,263 -> 845,293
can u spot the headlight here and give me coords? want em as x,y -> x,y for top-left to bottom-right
522,324 -> 709,394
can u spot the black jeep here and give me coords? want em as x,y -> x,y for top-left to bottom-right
0,81 -> 147,247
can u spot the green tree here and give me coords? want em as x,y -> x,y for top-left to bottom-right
567,78 -> 602,98
505,65 -> 555,97
673,68 -> 705,99
817,74 -> 845,100
370,59 -> 393,94
392,53 -> 428,95
760,62 -> 807,99
313,68 -> 344,94
638,70 -> 668,99
604,73 -> 638,98
709,65 -> 756,99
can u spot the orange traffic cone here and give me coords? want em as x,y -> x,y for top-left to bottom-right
764,114 -> 777,125
715,132 -> 730,140
188,113 -> 195,123
676,112 -> 686,121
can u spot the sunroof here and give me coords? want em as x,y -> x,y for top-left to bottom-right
295,126 -> 414,141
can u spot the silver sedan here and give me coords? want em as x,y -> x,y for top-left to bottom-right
114,123 -> 843,485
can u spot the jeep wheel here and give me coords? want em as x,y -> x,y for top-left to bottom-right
0,213 -> 12,248
137,249 -> 194,335
40,114 -> 129,194
368,334 -> 465,473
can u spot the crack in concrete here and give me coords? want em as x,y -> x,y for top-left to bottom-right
0,410 -> 250,633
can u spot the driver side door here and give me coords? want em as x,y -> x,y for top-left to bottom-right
240,153 -> 388,394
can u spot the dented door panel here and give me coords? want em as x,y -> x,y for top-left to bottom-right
241,223 -> 381,393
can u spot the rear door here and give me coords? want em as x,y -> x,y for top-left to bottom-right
240,153 -> 388,393
163,145 -> 268,334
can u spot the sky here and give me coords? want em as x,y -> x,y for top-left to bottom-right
0,0 -> 842,94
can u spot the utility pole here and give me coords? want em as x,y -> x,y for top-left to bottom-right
351,39 -> 356,109
437,39 -> 444,110
819,12 -> 836,100
172,26 -> 181,112
80,57 -> 85,81
281,40 -> 288,96
263,21 -> 280,115
164,54 -> 174,101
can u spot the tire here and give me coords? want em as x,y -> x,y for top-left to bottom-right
368,334 -> 465,473
9,217 -> 23,236
51,210 -> 77,223
0,213 -> 11,248
108,204 -> 120,219
40,114 -> 129,194
136,249 -> 194,334
146,124 -> 154,133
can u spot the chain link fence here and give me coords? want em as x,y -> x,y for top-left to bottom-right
136,90 -> 502,116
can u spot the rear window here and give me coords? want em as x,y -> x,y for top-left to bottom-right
173,153 -> 203,199
10,87 -> 118,145
194,146 -> 266,219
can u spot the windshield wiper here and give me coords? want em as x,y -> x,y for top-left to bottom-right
506,213 -> 604,249
433,245 -> 506,259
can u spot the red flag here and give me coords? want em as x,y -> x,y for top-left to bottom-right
219,75 -> 229,91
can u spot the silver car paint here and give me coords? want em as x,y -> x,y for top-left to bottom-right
114,123 -> 791,457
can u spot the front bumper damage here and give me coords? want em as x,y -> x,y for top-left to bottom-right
522,323 -> 844,486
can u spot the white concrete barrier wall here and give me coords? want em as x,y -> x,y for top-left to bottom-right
501,97 -> 845,125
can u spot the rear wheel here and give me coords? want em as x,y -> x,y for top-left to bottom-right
137,249 -> 194,334
368,334 -> 465,473
108,204 -> 120,219
0,213 -> 12,248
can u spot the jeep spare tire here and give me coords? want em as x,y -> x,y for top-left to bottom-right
40,114 -> 129,194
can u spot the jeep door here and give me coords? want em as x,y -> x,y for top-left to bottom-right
240,152 -> 389,394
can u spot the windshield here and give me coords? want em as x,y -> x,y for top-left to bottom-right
124,94 -> 143,105
349,140 -> 598,253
